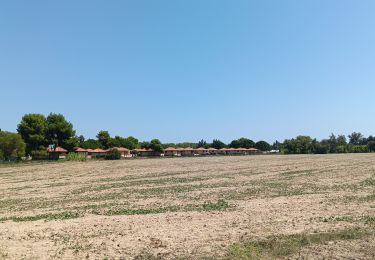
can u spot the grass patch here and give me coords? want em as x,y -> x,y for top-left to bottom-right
225,227 -> 369,259
319,215 -> 354,223
95,200 -> 231,216
202,199 -> 229,211
281,170 -> 314,177
0,211 -> 80,222
363,215 -> 375,226
361,176 -> 375,187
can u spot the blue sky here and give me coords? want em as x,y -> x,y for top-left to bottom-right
1,1 -> 374,143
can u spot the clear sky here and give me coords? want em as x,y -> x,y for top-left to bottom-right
1,1 -> 374,143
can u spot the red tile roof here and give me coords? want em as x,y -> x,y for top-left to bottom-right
47,146 -> 67,153
132,148 -> 154,152
93,148 -> 107,153
75,147 -> 88,152
112,147 -> 129,152
164,147 -> 177,151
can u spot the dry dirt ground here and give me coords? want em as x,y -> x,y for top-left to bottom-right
0,154 -> 374,259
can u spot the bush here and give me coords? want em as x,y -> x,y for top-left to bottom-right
349,145 -> 369,153
0,131 -> 26,160
336,145 -> 348,153
368,141 -> 375,152
65,153 -> 86,162
104,150 -> 121,160
30,148 -> 48,160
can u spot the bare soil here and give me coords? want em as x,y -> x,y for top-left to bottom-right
0,154 -> 374,259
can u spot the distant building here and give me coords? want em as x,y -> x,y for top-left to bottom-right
111,147 -> 131,158
74,147 -> 88,157
47,146 -> 68,160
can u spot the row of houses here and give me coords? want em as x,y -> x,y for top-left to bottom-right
47,146 -> 260,159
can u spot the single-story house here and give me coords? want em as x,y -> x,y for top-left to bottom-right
131,148 -> 158,157
181,147 -> 194,156
111,147 -> 131,158
247,148 -> 259,153
218,148 -> 229,155
208,148 -> 218,155
75,147 -> 88,156
164,147 -> 180,157
194,147 -> 209,155
234,148 -> 248,155
47,146 -> 68,160
88,148 -> 107,157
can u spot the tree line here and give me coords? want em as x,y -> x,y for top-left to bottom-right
0,113 -> 375,160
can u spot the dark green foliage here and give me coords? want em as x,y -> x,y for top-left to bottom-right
140,141 -> 150,149
96,130 -> 111,149
282,136 -> 313,154
65,153 -> 87,162
110,135 -> 139,150
17,113 -> 47,154
46,113 -> 75,149
336,145 -> 348,153
197,139 -> 207,148
211,139 -> 226,149
229,138 -> 255,148
17,113 -> 77,154
150,139 -> 164,153
349,145 -> 369,153
80,139 -> 102,149
0,131 -> 26,160
255,141 -> 271,151
141,139 -> 164,153
348,132 -> 365,145
272,140 -> 281,150
368,141 -> 375,152
312,142 -> 329,154
104,149 -> 121,160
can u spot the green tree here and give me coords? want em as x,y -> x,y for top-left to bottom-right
80,139 -> 102,149
123,136 -> 139,150
229,138 -> 255,148
140,141 -> 150,149
78,135 -> 85,144
149,139 -> 164,153
17,113 -> 47,154
368,141 -> 375,152
0,131 -> 26,160
96,131 -> 111,149
211,139 -> 226,149
104,149 -> 121,160
327,133 -> 338,153
110,136 -> 139,150
282,136 -> 313,154
46,113 -> 75,149
348,132 -> 364,145
272,140 -> 281,150
197,139 -> 207,148
336,135 -> 347,146
255,141 -> 271,151
295,136 -> 313,154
